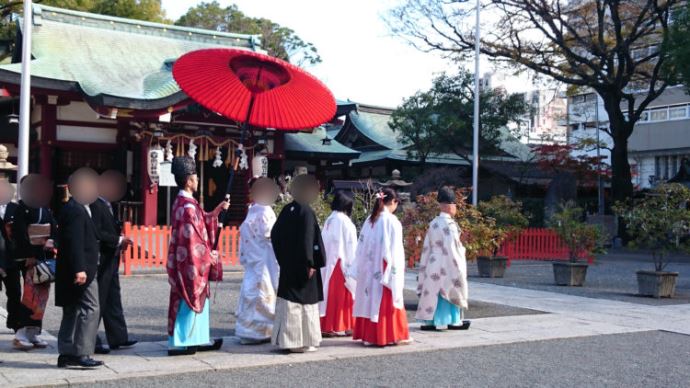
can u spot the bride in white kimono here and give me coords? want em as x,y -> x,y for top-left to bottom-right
235,178 -> 280,344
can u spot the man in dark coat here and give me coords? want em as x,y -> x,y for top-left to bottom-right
270,174 -> 325,353
0,179 -> 20,332
91,170 -> 136,354
56,168 -> 103,368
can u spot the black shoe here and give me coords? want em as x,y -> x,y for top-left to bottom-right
197,338 -> 223,352
110,340 -> 138,350
94,346 -> 111,355
57,355 -> 104,368
448,320 -> 471,330
167,347 -> 197,356
420,325 -> 438,331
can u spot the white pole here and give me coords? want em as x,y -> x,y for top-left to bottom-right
472,0 -> 480,206
17,0 -> 32,192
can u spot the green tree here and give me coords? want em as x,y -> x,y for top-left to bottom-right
91,0 -> 168,23
386,0 -> 680,205
390,71 -> 528,166
666,3 -> 690,91
175,1 -> 321,66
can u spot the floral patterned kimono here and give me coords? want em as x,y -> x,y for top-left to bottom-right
235,204 -> 279,341
415,213 -> 468,326
166,190 -> 218,348
352,208 -> 409,346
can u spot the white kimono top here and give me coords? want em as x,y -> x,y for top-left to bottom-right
415,213 -> 468,321
235,204 -> 279,340
352,208 -> 406,323
319,211 -> 358,316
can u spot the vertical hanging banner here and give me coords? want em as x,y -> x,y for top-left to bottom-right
148,145 -> 164,187
251,152 -> 269,177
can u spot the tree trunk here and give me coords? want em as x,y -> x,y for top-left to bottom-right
610,134 -> 633,205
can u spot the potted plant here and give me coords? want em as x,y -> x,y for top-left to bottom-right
549,201 -> 606,286
475,196 -> 529,278
614,183 -> 690,298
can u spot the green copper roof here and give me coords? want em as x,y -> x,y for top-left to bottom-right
0,5 -> 260,110
285,127 -> 360,159
351,149 -> 470,166
348,105 -> 404,150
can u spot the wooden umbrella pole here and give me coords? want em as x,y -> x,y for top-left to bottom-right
214,94 -> 256,250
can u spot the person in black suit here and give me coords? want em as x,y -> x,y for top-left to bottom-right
56,168 -> 103,368
91,170 -> 136,354
0,179 -> 20,334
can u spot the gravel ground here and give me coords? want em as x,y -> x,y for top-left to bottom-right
469,258 -> 690,305
77,330 -> 690,388
1,272 -> 541,343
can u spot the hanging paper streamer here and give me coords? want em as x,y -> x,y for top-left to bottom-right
237,144 -> 249,171
164,140 -> 173,162
213,147 -> 223,168
188,138 -> 197,160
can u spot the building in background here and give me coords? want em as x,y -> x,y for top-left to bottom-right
482,71 -> 567,145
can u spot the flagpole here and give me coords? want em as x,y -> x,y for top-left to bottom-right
17,0 -> 33,193
471,0 -> 480,206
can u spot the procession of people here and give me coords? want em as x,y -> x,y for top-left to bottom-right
0,158 -> 471,367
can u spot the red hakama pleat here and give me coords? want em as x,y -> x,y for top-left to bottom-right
320,260 -> 355,333
353,261 -> 410,346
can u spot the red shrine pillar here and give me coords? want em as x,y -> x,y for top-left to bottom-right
141,144 -> 158,226
39,102 -> 57,180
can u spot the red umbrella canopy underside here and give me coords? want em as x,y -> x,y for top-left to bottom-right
173,48 -> 336,131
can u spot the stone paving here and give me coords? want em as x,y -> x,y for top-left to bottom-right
1,271 -> 688,387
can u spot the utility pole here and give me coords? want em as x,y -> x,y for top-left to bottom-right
471,0 -> 480,206
17,0 -> 33,194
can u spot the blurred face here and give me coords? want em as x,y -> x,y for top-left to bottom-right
20,174 -> 53,208
291,176 -> 319,205
0,179 -> 14,204
69,168 -> 99,205
250,178 -> 279,206
99,170 -> 127,203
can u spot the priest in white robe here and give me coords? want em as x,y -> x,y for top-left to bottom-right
235,178 -> 280,344
415,186 -> 470,331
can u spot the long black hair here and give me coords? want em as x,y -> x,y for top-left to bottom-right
370,187 -> 398,225
331,190 -> 354,216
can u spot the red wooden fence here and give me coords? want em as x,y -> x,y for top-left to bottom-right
120,222 -> 240,275
121,225 -> 590,275
497,228 -> 594,264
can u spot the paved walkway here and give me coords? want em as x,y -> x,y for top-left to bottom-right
1,276 -> 688,387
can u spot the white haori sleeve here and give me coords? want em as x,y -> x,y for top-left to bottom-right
352,217 -> 384,322
379,212 -> 406,310
320,212 -> 359,316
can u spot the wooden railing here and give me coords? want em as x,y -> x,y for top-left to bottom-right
496,228 -> 594,264
120,222 -> 239,275
121,225 -> 591,275
117,202 -> 143,225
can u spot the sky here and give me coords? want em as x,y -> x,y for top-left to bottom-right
161,0 -> 453,108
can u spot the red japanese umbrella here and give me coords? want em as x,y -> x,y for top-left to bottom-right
172,48 -> 336,131
172,48 -> 336,241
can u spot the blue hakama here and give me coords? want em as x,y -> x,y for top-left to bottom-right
422,294 -> 463,327
168,299 -> 211,348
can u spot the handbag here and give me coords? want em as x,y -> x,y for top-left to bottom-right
32,258 -> 56,284
208,252 -> 223,282
29,209 -> 56,284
